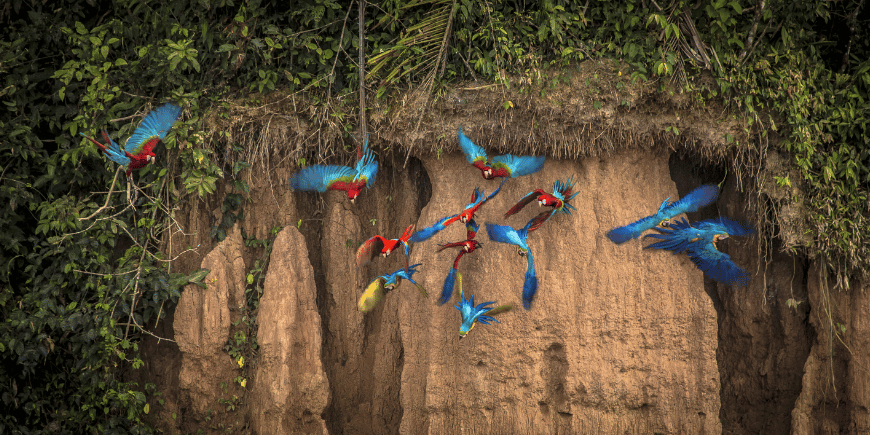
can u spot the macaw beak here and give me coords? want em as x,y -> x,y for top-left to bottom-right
350,197 -> 355,204
458,333 -> 466,340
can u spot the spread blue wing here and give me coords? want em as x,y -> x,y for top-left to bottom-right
697,217 -> 755,237
125,103 -> 183,154
410,214 -> 459,242
288,164 -> 355,192
606,213 -> 663,244
491,154 -> 545,178
457,127 -> 488,164
522,249 -> 538,310
354,139 -> 379,187
687,243 -> 750,287
643,218 -> 701,254
485,223 -> 526,248
661,184 -> 720,219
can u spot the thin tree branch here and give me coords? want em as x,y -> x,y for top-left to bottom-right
359,0 -> 367,141
738,0 -> 766,64
841,0 -> 866,73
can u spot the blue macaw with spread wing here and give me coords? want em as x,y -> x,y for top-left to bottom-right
458,127 -> 545,180
410,183 -> 501,243
505,176 -> 579,231
454,272 -> 513,339
606,184 -> 720,244
358,263 -> 428,313
485,218 -> 538,310
289,135 -> 378,203
437,219 -> 482,305
81,102 -> 183,176
644,217 -> 755,286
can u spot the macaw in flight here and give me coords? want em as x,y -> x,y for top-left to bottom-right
454,272 -> 512,339
458,127 -> 545,180
485,218 -> 538,310
410,183 -> 502,243
504,176 -> 579,231
644,217 -> 755,286
605,184 -> 720,244
356,224 -> 415,269
81,102 -> 183,176
288,135 -> 378,203
358,263 -> 428,313
436,219 -> 483,305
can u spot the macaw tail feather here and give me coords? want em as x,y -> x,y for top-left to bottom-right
487,303 -> 514,316
125,103 -> 182,153
522,250 -> 537,310
439,268 -> 458,305
358,279 -> 385,313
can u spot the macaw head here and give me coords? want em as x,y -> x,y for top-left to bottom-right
538,193 -> 563,209
515,246 -> 528,257
464,240 -> 481,252
712,233 -> 729,249
347,188 -> 362,203
482,167 -> 494,179
658,218 -> 671,228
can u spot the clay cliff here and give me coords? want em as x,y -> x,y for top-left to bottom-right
136,140 -> 868,434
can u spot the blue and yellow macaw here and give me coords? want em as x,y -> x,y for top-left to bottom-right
644,217 -> 755,286
81,102 -> 183,176
410,183 -> 502,243
505,176 -> 579,231
458,128 -> 545,180
436,219 -> 482,305
454,272 -> 513,339
485,218 -> 538,310
358,263 -> 428,313
289,135 -> 378,203
606,184 -> 720,244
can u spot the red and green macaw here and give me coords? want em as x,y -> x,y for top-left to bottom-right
458,128 -> 545,180
410,183 -> 502,243
504,176 -> 579,231
606,184 -> 720,244
644,217 -> 755,286
358,263 -> 428,313
453,272 -> 513,339
81,102 -> 183,176
356,224 -> 415,268
288,135 -> 378,203
485,218 -> 538,310
436,219 -> 483,305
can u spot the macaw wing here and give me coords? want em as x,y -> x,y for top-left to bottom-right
356,236 -> 387,267
410,214 -> 460,242
485,223 -> 526,248
457,127 -> 488,165
82,132 -> 130,166
700,217 -> 755,237
522,248 -> 538,310
124,103 -> 182,154
686,244 -> 751,287
354,151 -> 379,188
527,210 -> 556,232
439,267 -> 458,305
466,219 -> 480,239
505,190 -> 545,218
358,278 -> 385,313
491,154 -> 545,178
661,184 -> 720,219
288,165 -> 355,192
642,217 -> 699,253
606,213 -> 663,244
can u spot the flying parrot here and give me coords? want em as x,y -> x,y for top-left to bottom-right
504,176 -> 579,231
288,135 -> 378,203
356,224 -> 415,268
605,184 -> 720,244
436,219 -> 483,305
81,102 -> 183,176
410,183 -> 502,243
643,217 -> 755,286
358,263 -> 428,313
454,272 -> 513,339
485,218 -> 538,310
458,127 -> 545,180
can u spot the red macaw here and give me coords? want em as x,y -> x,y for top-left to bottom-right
436,219 -> 483,305
410,183 -> 502,243
288,135 -> 378,203
505,176 -> 579,231
81,102 -> 183,176
356,224 -> 415,268
458,127 -> 545,180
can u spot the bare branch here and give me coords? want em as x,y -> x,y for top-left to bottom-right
841,0 -> 866,73
359,0 -> 367,141
738,0 -> 766,63
79,166 -> 124,221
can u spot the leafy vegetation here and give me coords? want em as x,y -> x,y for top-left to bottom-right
1,0 -> 868,432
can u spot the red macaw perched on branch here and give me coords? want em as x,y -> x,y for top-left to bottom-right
436,219 -> 483,305
410,183 -> 502,243
356,224 -> 415,268
606,184 -> 720,244
288,135 -> 378,203
81,102 -> 183,176
504,176 -> 579,231
458,127 -> 545,180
